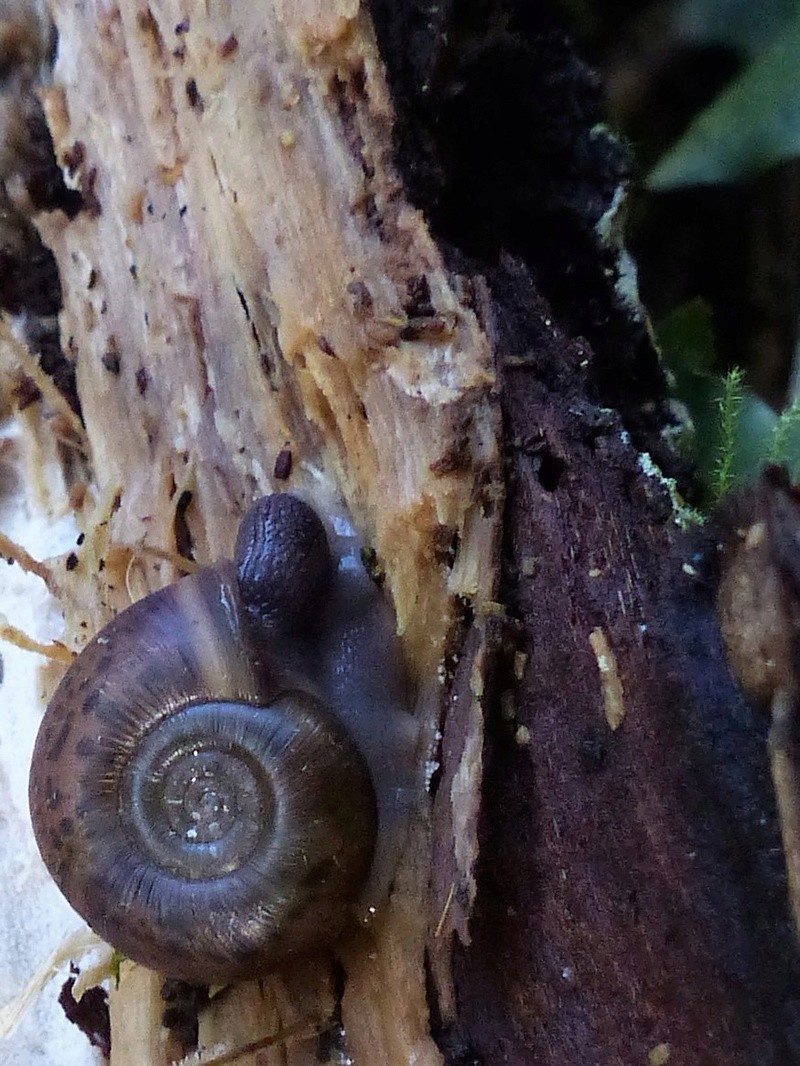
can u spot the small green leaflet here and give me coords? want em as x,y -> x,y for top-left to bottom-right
649,19 -> 800,189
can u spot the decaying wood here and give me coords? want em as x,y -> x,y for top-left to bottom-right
3,0 -> 500,1063
4,0 -> 800,1063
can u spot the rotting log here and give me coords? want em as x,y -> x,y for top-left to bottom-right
5,1 -> 498,1062
1,0 -> 800,1064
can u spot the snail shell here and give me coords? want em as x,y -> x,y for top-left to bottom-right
29,495 -> 417,984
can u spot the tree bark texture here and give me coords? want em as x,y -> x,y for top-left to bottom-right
1,1 -> 798,1064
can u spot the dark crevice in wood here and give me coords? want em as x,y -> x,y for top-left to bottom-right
173,489 -> 195,562
0,33 -> 83,414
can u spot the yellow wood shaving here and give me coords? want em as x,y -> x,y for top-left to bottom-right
0,530 -> 56,587
589,627 -> 626,730
176,1019 -> 324,1064
0,613 -> 74,663
71,944 -> 117,1000
434,882 -> 456,938
135,544 -> 199,572
0,318 -> 85,442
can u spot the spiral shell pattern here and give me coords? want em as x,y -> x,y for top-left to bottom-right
28,510 -> 392,982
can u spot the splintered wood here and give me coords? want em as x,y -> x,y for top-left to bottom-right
10,0 -> 501,1063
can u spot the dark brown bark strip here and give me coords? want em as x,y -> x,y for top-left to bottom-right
363,1 -> 800,1059
443,260 -> 800,1065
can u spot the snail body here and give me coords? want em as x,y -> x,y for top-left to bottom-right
29,495 -> 417,984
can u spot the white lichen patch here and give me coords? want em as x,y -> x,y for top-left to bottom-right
593,171 -> 642,315
636,449 -> 704,529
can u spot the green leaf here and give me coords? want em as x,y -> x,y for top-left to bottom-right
769,397 -> 800,475
676,0 -> 799,56
728,390 -> 778,483
648,20 -> 800,189
656,297 -> 716,381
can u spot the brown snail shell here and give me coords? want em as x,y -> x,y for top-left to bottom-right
29,495 -> 417,984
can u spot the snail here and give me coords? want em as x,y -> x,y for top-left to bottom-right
29,494 -> 418,984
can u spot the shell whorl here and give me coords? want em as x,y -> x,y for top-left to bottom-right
28,496 -> 415,983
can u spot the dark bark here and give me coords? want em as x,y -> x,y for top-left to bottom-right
454,261 -> 798,1064
369,1 -> 800,1062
